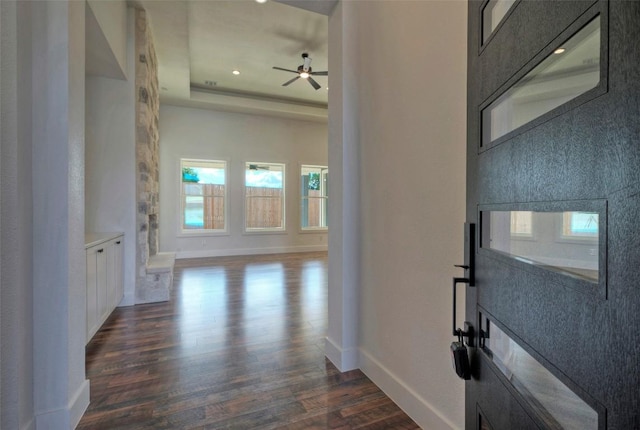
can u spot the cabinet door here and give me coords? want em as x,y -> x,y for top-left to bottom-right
96,245 -> 108,322
106,239 -> 117,310
86,248 -> 99,342
113,237 -> 124,306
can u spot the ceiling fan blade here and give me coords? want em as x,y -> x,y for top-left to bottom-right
282,76 -> 301,86
311,71 -> 328,76
273,66 -> 299,74
307,76 -> 321,90
248,164 -> 270,170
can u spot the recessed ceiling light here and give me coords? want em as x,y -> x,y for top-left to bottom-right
554,47 -> 566,54
232,70 -> 240,75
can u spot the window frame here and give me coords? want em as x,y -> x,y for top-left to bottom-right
557,211 -> 599,244
478,200 -> 607,299
509,210 -> 534,240
244,161 -> 286,234
480,0 -> 519,49
299,164 -> 328,232
179,158 -> 229,236
478,7 -> 608,153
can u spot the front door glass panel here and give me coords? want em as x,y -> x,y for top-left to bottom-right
482,318 -> 598,429
482,16 -> 600,146
482,0 -> 517,43
478,411 -> 494,430
481,210 -> 599,282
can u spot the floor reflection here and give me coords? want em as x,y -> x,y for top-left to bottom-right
78,252 -> 420,429
244,262 -> 285,345
174,256 -> 329,362
177,266 -> 228,350
301,261 -> 326,325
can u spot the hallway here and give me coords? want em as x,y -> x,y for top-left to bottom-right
77,252 -> 419,429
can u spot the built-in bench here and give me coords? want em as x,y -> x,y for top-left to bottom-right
137,252 -> 176,303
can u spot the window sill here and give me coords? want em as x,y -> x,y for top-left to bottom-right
299,228 -> 328,234
243,229 -> 288,236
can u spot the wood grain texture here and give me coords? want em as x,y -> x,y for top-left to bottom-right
78,252 -> 419,429
467,0 -> 640,428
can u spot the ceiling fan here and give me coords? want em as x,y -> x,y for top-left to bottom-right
273,53 -> 328,90
248,164 -> 270,170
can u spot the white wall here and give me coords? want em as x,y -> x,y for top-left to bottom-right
86,0 -> 127,79
2,1 -> 91,428
327,1 -> 467,429
325,0 -> 361,372
159,105 -> 328,258
85,7 -> 136,306
31,1 -> 89,428
1,2 -> 35,428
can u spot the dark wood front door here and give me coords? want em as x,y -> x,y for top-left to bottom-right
465,1 -> 640,429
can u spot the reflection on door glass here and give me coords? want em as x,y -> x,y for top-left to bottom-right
481,211 -> 598,281
482,0 -> 517,43
479,413 -> 494,430
482,16 -> 600,146
484,321 -> 598,429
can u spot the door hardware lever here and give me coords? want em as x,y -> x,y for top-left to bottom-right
452,277 -> 472,341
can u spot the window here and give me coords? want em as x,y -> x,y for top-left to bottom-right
300,165 -> 328,230
181,159 -> 227,232
481,16 -> 601,148
481,209 -> 600,282
245,162 -> 285,231
562,212 -> 598,239
482,0 -> 517,44
480,316 -> 598,429
510,211 -> 532,237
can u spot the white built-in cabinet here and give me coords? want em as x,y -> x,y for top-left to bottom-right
85,233 -> 124,343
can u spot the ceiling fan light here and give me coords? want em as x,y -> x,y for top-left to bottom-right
255,0 -> 268,3
300,72 -> 310,79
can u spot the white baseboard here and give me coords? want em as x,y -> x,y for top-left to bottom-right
325,336 -> 359,371
34,379 -> 90,430
118,291 -> 135,307
176,244 -> 328,259
70,379 -> 91,429
359,348 -> 460,430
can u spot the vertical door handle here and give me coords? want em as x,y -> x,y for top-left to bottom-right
452,278 -> 469,337
449,223 -> 477,380
452,222 -> 476,342
452,276 -> 473,342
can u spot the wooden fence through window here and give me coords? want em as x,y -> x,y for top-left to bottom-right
185,185 -> 325,230
183,184 -> 225,230
245,186 -> 283,229
303,190 -> 324,228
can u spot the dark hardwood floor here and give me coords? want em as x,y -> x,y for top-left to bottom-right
77,252 -> 420,429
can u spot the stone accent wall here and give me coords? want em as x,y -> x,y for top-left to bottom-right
135,8 -> 173,303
